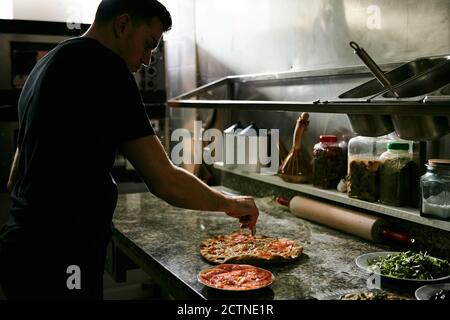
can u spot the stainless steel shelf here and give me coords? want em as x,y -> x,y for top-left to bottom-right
167,63 -> 450,116
168,99 -> 450,116
213,163 -> 450,232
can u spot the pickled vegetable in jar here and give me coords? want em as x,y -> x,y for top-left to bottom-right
348,158 -> 382,202
347,136 -> 381,202
312,135 -> 345,189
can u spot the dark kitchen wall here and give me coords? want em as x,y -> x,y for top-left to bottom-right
163,0 -> 450,159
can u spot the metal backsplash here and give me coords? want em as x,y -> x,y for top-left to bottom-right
164,0 -> 450,160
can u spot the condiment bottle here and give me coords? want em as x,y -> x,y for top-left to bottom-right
223,121 -> 243,169
379,142 -> 417,207
312,135 -> 345,189
420,159 -> 450,220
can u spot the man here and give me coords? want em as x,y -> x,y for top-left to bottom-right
0,0 -> 258,300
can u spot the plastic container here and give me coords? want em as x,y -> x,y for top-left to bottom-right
420,159 -> 450,220
347,136 -> 382,202
312,135 -> 346,189
374,132 -> 413,157
379,142 -> 418,207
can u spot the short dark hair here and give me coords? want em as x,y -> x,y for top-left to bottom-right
94,0 -> 172,31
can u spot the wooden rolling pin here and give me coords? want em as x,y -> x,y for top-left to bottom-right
277,195 -> 414,244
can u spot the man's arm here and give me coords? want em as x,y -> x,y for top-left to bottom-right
120,136 -> 259,230
7,147 -> 20,193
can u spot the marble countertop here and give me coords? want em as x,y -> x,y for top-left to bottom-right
112,187 -> 393,300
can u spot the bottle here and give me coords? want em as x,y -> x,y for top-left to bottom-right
379,142 -> 416,207
312,135 -> 345,189
420,159 -> 450,220
223,122 -> 243,169
236,122 -> 259,173
347,136 -> 382,202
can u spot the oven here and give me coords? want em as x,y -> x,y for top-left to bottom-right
0,20 -> 168,187
0,34 -> 71,92
0,20 -> 84,191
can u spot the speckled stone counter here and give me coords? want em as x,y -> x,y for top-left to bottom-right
112,187 -> 393,300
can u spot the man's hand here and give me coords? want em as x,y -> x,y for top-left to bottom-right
224,196 -> 259,234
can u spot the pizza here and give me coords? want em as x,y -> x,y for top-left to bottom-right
198,264 -> 273,291
200,232 -> 303,265
338,291 -> 412,300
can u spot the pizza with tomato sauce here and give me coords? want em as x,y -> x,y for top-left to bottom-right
198,264 -> 274,291
200,232 -> 303,265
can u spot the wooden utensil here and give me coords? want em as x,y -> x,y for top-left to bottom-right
279,112 -> 310,183
277,138 -> 289,173
277,195 -> 414,244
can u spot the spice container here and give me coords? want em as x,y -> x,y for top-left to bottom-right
312,135 -> 345,189
420,159 -> 450,220
347,136 -> 381,202
379,142 -> 418,207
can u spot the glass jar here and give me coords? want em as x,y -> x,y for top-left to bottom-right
312,135 -> 345,189
347,136 -> 382,202
379,142 -> 418,207
420,159 -> 450,220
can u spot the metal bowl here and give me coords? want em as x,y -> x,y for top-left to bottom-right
439,84 -> 450,95
347,114 -> 394,137
391,115 -> 449,140
340,56 -> 449,99
341,56 -> 449,137
382,60 -> 450,98
384,61 -> 450,140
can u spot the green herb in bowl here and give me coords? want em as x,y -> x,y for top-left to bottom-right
367,251 -> 450,280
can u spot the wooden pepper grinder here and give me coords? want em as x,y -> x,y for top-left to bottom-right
279,112 -> 310,183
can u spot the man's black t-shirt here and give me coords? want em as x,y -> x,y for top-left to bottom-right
10,37 -> 154,235
0,36 -> 155,300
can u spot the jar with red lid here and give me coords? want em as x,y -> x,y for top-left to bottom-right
312,135 -> 345,189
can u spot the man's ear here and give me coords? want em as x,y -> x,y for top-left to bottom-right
113,14 -> 131,38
